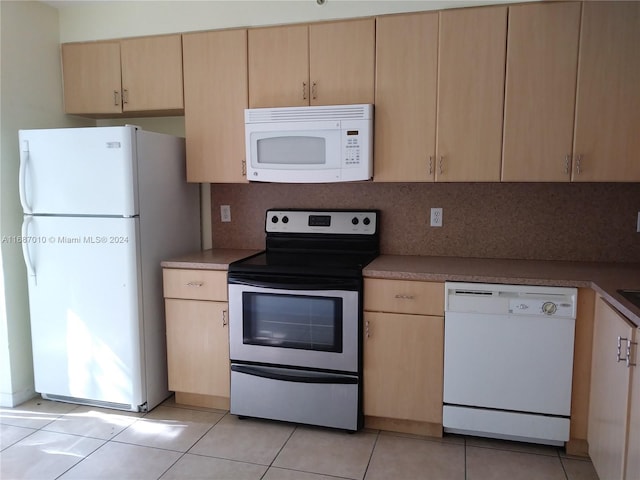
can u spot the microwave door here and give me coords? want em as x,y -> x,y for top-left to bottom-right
246,121 -> 342,183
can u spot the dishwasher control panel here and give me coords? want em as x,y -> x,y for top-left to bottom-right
445,282 -> 577,319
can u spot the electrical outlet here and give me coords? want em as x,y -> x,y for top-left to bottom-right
430,208 -> 443,227
220,205 -> 231,223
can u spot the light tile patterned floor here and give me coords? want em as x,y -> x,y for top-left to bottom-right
0,396 -> 599,480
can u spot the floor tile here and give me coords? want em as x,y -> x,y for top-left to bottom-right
466,446 -> 567,480
0,429 -> 104,480
0,397 -> 78,429
0,423 -> 36,450
58,441 -> 182,479
264,467 -> 350,480
561,457 -> 600,480
465,435 -> 561,456
161,396 -> 228,415
161,453 -> 267,479
43,405 -> 142,440
365,433 -> 465,480
189,414 -> 294,465
273,427 -> 377,480
115,405 -> 224,452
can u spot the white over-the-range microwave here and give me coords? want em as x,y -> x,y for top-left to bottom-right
244,104 -> 373,183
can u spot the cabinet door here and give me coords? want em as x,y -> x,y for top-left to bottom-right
363,311 -> 443,424
165,299 -> 230,398
625,327 -> 640,480
309,18 -> 375,106
501,2 -> 581,182
588,297 -> 634,480
573,2 -> 640,182
374,12 -> 438,182
61,41 -> 122,115
248,25 -> 309,108
120,34 -> 184,113
436,6 -> 507,182
183,29 -> 248,183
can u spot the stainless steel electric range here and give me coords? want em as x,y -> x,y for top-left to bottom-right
227,209 -> 379,431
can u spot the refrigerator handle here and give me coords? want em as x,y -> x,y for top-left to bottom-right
21,217 -> 36,280
19,141 -> 32,214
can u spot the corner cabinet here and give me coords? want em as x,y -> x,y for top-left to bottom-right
248,18 -> 375,108
62,34 -> 184,116
588,296 -> 639,480
162,268 -> 230,410
363,278 -> 444,436
182,29 -> 248,183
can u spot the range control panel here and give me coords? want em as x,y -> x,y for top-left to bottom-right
266,210 -> 378,235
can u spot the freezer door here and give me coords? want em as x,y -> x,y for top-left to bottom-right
22,215 -> 145,408
19,127 -> 138,216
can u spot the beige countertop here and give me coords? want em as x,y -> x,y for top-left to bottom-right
161,248 -> 261,270
364,255 -> 640,327
161,249 -> 640,327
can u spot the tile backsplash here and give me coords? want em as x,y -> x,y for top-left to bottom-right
210,182 -> 640,263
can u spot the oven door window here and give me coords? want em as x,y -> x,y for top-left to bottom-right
242,292 -> 343,353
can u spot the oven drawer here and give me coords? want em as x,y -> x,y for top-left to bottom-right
364,279 -> 444,316
163,268 -> 228,301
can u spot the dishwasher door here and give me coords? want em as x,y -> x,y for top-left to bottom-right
443,282 -> 577,445
443,310 -> 576,415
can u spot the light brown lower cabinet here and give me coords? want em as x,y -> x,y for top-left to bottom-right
363,279 -> 444,436
588,296 -> 639,480
163,268 -> 230,409
165,299 -> 229,400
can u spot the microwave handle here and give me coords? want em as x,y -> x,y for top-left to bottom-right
228,275 -> 359,292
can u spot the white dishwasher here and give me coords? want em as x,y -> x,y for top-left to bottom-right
443,282 -> 577,446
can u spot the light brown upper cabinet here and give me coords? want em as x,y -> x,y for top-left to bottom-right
182,29 -> 248,183
436,6 -> 507,182
248,18 -> 375,108
374,12 -> 438,182
62,34 -> 184,116
572,1 -> 640,182
501,2 -> 581,182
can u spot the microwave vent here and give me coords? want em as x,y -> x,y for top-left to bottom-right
246,104 -> 373,123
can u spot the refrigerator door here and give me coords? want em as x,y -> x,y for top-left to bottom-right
22,215 -> 145,409
19,126 -> 138,216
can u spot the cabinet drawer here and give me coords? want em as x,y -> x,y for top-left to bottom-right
163,268 -> 227,301
364,278 -> 444,316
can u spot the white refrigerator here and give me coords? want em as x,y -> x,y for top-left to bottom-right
19,126 -> 200,412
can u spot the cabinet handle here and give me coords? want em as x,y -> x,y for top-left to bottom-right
575,154 -> 582,175
122,89 -> 129,105
439,156 -> 444,175
564,154 -> 570,175
186,281 -> 204,287
428,156 -> 433,176
222,310 -> 228,327
395,294 -> 415,300
241,159 -> 247,176
113,90 -> 120,106
302,82 -> 307,100
617,336 -> 638,367
365,320 -> 370,338
312,82 -> 317,100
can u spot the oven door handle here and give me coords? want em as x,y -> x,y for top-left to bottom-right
231,364 -> 358,384
228,276 -> 359,291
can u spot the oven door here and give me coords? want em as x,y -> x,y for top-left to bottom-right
228,274 -> 360,373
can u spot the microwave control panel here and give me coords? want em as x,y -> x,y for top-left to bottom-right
343,129 -> 362,167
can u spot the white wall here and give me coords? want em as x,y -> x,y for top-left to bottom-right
0,0 -> 91,407
55,0 -> 533,43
